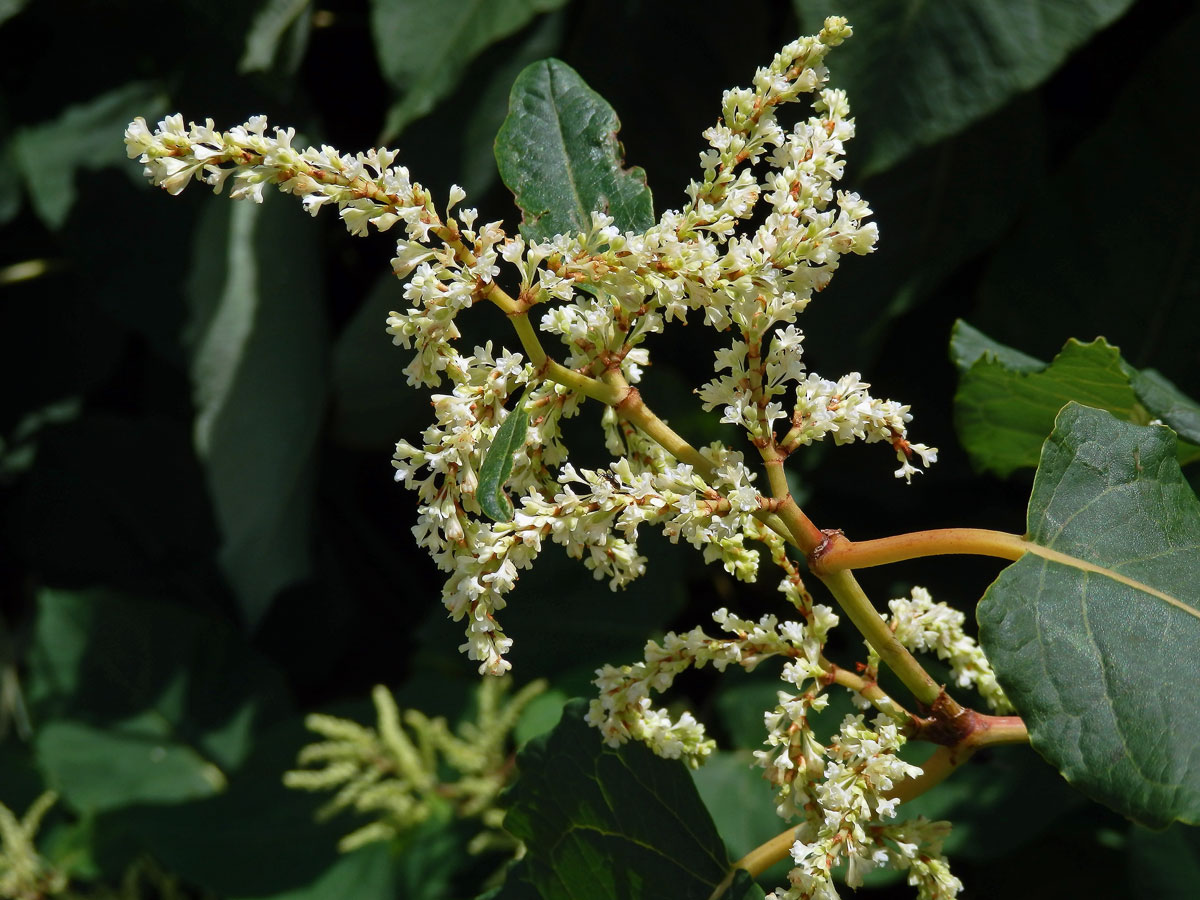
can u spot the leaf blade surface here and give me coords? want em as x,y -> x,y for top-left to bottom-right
979,403 -> 1200,827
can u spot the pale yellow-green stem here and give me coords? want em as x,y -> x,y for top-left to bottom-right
820,569 -> 945,709
758,445 -> 944,709
708,825 -> 800,900
814,528 -> 1029,573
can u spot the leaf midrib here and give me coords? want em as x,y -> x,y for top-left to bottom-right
1022,542 -> 1200,620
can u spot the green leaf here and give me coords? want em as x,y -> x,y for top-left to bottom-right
0,0 -> 29,28
793,0 -> 1136,176
239,0 -> 312,74
185,198 -> 328,627
495,59 -> 654,241
978,403 -> 1200,827
459,10 -> 566,199
36,718 -> 227,814
10,81 -> 168,229
477,393 -> 529,522
99,715 -> 344,896
230,842 -> 395,900
949,319 -> 1043,374
503,699 -> 757,900
954,337 -> 1139,476
371,0 -> 568,141
1128,368 -> 1200,448
953,328 -> 1200,475
691,751 -> 791,889
26,587 -> 290,799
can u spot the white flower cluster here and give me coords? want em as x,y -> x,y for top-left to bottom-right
878,588 -> 1013,713
765,716 -> 960,900
587,604 -> 838,766
124,17 -> 937,686
124,113 -> 502,389
513,19 -> 934,479
393,371 -> 780,673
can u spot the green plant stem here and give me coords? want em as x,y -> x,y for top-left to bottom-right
708,825 -> 799,900
813,528 -> 1028,574
758,445 -> 943,708
961,715 -> 1028,751
821,569 -> 945,709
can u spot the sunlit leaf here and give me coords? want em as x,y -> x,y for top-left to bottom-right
36,718 -> 227,814
478,393 -> 529,523
979,403 -> 1200,827
495,58 -> 654,241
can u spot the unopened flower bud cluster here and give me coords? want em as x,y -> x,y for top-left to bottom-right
284,678 -> 544,854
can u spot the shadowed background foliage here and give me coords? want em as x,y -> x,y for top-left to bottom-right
0,0 -> 1197,897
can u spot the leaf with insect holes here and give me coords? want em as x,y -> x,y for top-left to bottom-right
478,393 -> 530,522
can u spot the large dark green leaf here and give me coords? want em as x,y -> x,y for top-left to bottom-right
502,699 -> 758,900
495,59 -> 654,241
793,0 -> 1136,176
36,718 -> 227,814
371,0 -> 568,141
185,198 -> 328,628
10,81 -> 168,228
27,587 -> 289,816
952,325 -> 1200,475
978,403 -> 1200,827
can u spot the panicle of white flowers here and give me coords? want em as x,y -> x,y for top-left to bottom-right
587,600 -> 838,766
876,588 -> 1012,713
521,17 -> 934,481
764,715 -> 962,900
124,112 -> 499,390
283,678 -> 545,854
0,791 -> 67,900
126,16 -> 936,675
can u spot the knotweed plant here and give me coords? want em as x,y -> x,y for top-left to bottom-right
124,14 -> 1200,899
